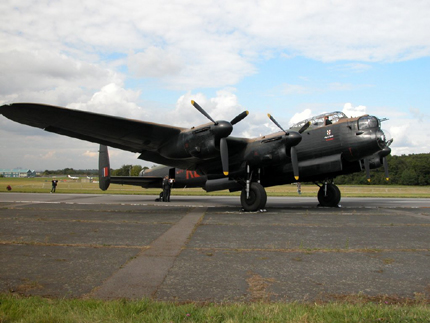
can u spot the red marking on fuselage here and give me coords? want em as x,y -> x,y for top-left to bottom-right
186,170 -> 201,179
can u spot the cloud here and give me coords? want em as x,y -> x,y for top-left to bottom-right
67,82 -> 145,119
409,107 -> 428,122
128,47 -> 184,78
2,0 -> 429,96
342,103 -> 367,117
1,0 -> 429,169
289,109 -> 313,126
165,89 -> 245,128
83,150 -> 98,158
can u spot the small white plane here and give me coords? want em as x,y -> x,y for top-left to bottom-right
68,175 -> 79,180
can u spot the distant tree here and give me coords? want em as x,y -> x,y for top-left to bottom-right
130,165 -> 143,176
112,165 -> 132,176
333,153 -> 430,185
111,165 -> 148,176
400,169 -> 418,185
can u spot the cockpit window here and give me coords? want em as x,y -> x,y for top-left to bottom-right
290,111 -> 347,131
358,116 -> 379,130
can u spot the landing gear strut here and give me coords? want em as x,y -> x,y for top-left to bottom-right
240,165 -> 267,212
316,181 -> 341,207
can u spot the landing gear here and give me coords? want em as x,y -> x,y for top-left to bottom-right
240,182 -> 267,212
317,181 -> 341,207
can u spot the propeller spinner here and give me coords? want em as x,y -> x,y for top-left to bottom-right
191,100 -> 249,176
267,113 -> 302,181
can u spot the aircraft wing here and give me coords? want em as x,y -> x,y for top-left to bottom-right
0,103 -> 184,153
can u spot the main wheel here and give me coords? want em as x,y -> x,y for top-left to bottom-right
317,183 -> 341,207
240,182 -> 267,211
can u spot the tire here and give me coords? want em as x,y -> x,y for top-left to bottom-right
317,183 -> 341,207
241,182 -> 267,211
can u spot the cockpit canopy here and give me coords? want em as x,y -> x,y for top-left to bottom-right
290,111 -> 348,131
358,116 -> 380,130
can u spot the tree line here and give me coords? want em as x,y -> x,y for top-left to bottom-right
335,153 -> 430,185
42,168 -> 98,176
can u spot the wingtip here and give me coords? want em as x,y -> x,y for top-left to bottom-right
191,100 -> 195,105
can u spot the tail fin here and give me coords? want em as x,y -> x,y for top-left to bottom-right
98,145 -> 111,190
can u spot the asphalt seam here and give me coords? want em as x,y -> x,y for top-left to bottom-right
186,247 -> 430,253
0,241 -> 147,249
91,207 -> 206,300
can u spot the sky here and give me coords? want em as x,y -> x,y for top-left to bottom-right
1,0 -> 429,171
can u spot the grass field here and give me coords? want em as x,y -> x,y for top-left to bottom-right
1,294 -> 430,323
1,177 -> 429,197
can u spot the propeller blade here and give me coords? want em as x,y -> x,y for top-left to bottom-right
191,100 -> 216,124
298,121 -> 311,134
364,158 -> 371,182
291,146 -> 299,181
267,113 -> 288,134
231,110 -> 249,125
383,157 -> 389,181
220,137 -> 229,176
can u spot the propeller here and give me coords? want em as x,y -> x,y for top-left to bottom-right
191,100 -> 216,124
268,113 -> 287,134
383,135 -> 393,181
383,157 -> 389,181
364,158 -> 371,182
298,121 -> 311,134
267,113 -> 301,181
231,110 -> 249,125
191,100 -> 249,176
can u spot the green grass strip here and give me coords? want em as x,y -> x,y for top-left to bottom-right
1,294 -> 430,323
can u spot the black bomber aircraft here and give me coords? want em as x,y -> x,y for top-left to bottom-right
0,101 -> 392,211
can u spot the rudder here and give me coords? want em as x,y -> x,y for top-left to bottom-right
98,145 -> 111,190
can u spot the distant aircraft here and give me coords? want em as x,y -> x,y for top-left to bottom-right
0,102 -> 392,211
67,175 -> 79,180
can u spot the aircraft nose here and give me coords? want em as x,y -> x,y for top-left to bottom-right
377,129 -> 392,149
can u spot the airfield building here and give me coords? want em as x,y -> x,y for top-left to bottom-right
0,168 -> 36,178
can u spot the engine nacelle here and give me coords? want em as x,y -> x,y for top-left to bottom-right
204,178 -> 242,192
184,131 -> 219,159
159,123 -> 226,160
368,156 -> 383,169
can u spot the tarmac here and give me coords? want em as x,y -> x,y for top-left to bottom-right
1,193 -> 430,302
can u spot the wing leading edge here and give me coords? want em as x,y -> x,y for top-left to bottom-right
0,103 -> 251,172
0,103 -> 184,153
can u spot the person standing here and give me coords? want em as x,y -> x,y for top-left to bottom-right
162,176 -> 171,202
51,179 -> 58,193
296,182 -> 302,195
